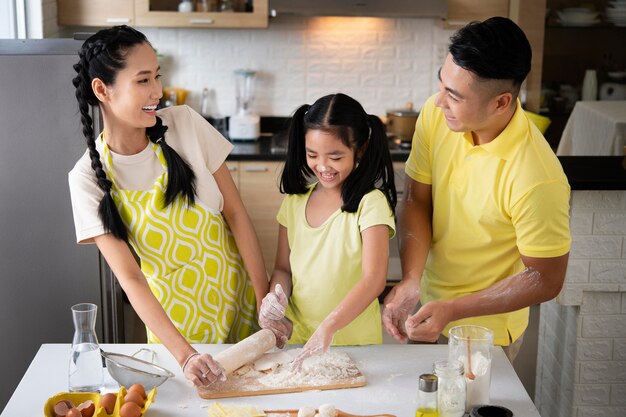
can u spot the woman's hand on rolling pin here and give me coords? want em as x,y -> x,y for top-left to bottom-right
290,324 -> 333,372
182,352 -> 226,387
259,283 -> 292,348
260,315 -> 293,348
259,283 -> 288,321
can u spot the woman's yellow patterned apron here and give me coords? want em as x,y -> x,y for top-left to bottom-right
102,142 -> 257,344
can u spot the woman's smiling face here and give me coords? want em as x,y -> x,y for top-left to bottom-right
305,129 -> 356,192
99,42 -> 163,129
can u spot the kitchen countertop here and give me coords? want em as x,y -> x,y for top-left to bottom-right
228,134 -> 411,162
227,134 -> 626,190
2,343 -> 540,417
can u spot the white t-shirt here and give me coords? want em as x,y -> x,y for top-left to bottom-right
68,105 -> 233,244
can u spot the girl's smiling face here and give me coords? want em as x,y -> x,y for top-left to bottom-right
305,129 -> 356,192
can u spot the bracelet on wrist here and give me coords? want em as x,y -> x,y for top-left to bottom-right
182,352 -> 200,371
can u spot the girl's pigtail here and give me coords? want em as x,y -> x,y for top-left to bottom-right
280,104 -> 311,195
72,53 -> 128,241
146,117 -> 196,207
367,114 -> 397,213
342,114 -> 397,213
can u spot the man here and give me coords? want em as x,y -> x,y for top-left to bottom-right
382,17 -> 571,361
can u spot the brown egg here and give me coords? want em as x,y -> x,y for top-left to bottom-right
54,399 -> 75,417
100,393 -> 117,415
66,408 -> 82,417
128,383 -> 146,399
119,401 -> 142,417
77,400 -> 95,417
124,391 -> 145,408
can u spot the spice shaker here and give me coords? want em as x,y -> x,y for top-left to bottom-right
433,360 -> 466,417
416,373 -> 438,417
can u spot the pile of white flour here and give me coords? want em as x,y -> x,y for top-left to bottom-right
257,349 -> 361,388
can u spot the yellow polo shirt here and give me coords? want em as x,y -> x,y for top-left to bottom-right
279,186 -> 395,345
405,95 -> 571,345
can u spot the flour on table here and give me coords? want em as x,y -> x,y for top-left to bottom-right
253,349 -> 298,372
258,350 -> 361,388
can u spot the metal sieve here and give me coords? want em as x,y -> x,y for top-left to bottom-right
101,348 -> 175,390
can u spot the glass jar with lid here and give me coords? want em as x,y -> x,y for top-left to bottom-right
433,360 -> 466,417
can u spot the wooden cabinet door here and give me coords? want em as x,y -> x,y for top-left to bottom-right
446,0 -> 509,26
58,0 -> 134,26
134,0 -> 269,28
238,161 -> 284,273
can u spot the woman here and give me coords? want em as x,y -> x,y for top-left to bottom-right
68,25 -> 268,386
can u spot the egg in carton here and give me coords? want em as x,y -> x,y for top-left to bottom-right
44,385 -> 157,417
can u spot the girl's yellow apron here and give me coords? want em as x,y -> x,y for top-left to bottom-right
103,142 -> 257,344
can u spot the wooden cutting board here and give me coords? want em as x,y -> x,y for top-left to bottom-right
197,352 -> 366,399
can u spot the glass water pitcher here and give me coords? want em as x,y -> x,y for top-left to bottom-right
68,303 -> 103,392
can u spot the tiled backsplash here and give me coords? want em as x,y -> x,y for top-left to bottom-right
536,190 -> 626,417
137,16 -> 453,117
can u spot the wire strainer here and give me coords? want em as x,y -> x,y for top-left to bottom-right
101,348 -> 175,390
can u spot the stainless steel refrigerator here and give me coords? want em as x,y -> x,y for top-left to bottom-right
0,39 -> 143,412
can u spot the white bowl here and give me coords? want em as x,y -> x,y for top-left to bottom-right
607,71 -> 626,80
557,11 -> 600,22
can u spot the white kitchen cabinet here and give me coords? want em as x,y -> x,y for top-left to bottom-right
57,0 -> 134,26
134,0 -> 269,29
230,161 -> 283,273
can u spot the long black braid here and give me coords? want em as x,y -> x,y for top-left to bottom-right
72,25 -> 196,241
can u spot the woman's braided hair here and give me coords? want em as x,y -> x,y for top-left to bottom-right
72,25 -> 196,241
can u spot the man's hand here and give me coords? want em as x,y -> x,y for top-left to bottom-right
382,278 -> 421,343
404,300 -> 454,342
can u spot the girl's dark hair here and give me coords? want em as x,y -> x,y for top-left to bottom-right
449,16 -> 531,87
281,93 -> 396,213
72,25 -> 196,241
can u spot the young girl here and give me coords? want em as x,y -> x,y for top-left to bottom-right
259,93 -> 397,368
68,26 -> 268,386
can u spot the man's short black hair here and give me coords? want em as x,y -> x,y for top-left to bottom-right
449,16 -> 531,87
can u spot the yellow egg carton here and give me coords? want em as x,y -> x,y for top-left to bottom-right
44,386 -> 157,417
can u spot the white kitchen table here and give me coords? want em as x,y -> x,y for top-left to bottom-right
557,100 -> 626,156
1,343 -> 540,417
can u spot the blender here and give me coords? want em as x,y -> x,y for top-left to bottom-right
228,69 -> 260,141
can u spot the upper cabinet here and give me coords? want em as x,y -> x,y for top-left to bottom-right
58,0 -> 134,26
445,0 -> 509,26
135,0 -> 268,28
57,0 -> 268,29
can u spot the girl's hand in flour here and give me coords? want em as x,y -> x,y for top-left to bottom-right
291,324 -> 334,372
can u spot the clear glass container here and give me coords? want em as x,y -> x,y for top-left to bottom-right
448,325 -> 494,411
433,360 -> 466,417
68,303 -> 103,392
415,373 -> 438,417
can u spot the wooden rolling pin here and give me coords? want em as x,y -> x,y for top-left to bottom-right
214,329 -> 277,375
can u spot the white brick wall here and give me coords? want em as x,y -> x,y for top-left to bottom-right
537,190 -> 626,417
135,16 -> 454,117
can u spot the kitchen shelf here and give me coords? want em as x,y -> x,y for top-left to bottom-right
134,0 -> 268,28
